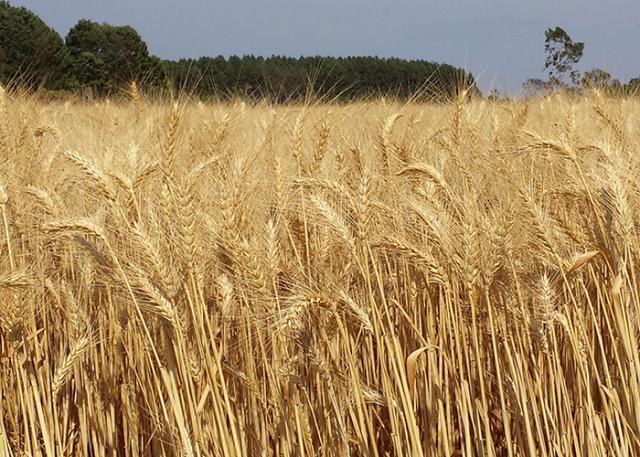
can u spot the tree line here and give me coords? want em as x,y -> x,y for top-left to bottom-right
166,56 -> 473,102
0,1 -> 477,101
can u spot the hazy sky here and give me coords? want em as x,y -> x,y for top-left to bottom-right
9,0 -> 640,93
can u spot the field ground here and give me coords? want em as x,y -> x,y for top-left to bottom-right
1,88 -> 640,456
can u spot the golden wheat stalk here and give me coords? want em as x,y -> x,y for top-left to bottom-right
52,335 -> 91,396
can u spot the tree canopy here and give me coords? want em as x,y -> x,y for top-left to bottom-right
12,5 -> 640,101
0,3 -> 478,101
581,68 -> 621,91
544,27 -> 584,86
0,1 -> 71,89
65,19 -> 166,94
165,55 -> 478,102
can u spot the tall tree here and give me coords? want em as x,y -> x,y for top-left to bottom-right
66,19 -> 165,94
0,1 -> 72,89
544,27 -> 584,86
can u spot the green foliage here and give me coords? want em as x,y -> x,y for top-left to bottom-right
544,27 -> 584,86
581,68 -> 621,93
1,3 -> 477,100
70,52 -> 109,93
0,1 -> 72,89
66,19 -> 166,94
165,55 -> 478,102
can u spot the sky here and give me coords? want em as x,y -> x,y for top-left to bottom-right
9,0 -> 640,94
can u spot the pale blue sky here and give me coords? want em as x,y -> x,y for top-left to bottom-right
9,0 -> 640,93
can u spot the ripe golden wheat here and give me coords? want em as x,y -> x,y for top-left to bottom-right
1,85 -> 640,456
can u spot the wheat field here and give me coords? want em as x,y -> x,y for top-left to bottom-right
1,85 -> 640,456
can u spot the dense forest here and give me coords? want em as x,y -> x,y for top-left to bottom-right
165,56 -> 473,101
0,1 -> 477,101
